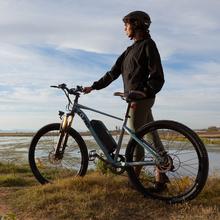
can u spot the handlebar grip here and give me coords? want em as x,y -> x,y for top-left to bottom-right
50,84 -> 67,89
58,83 -> 67,89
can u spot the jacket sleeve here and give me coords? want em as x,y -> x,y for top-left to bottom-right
144,40 -> 165,96
91,51 -> 125,90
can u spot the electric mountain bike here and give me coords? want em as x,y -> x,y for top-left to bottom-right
28,83 -> 209,203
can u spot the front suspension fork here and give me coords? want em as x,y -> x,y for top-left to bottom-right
54,113 -> 74,157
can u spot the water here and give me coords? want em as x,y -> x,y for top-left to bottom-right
0,135 -> 219,174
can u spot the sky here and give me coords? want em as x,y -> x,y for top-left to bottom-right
0,0 -> 219,131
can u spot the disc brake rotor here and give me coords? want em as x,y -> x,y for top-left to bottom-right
48,151 -> 62,165
157,154 -> 174,173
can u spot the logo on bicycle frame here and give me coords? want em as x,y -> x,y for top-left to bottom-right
77,109 -> 91,128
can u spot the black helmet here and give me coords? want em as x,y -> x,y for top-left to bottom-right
123,11 -> 151,30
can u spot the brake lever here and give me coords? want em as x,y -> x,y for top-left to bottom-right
68,85 -> 83,94
76,85 -> 83,92
58,83 -> 67,89
68,88 -> 76,94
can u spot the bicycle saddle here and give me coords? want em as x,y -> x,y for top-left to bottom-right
114,90 -> 146,101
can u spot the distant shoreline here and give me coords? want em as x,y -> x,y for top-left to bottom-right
0,132 -> 89,137
0,130 -> 120,137
0,130 -> 220,139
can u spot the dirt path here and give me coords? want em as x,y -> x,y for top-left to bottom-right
0,188 -> 11,217
0,187 -> 37,220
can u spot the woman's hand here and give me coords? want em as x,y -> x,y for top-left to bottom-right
83,86 -> 93,94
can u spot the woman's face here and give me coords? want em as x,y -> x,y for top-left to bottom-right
124,22 -> 134,39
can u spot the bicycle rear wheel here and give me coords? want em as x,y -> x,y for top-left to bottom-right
29,123 -> 88,184
125,120 -> 209,203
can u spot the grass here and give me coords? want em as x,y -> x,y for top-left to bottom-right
0,163 -> 36,187
0,163 -> 220,220
200,138 -> 220,145
0,162 -> 30,174
0,175 -> 30,187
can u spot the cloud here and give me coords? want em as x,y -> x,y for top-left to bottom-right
0,0 -> 219,130
0,0 -> 219,55
0,44 -> 124,130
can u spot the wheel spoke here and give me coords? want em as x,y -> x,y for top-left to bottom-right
126,121 -> 208,203
29,124 -> 88,184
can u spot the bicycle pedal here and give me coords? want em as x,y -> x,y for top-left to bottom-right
89,150 -> 97,161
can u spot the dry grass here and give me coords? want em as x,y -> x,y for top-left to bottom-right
1,163 -> 220,220
0,163 -> 37,187
5,174 -> 220,220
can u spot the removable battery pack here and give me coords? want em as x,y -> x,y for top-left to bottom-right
90,120 -> 117,153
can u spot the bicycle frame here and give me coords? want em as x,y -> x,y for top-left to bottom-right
29,84 -> 209,203
65,102 -> 163,168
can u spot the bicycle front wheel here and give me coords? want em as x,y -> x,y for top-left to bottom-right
29,123 -> 88,184
125,120 -> 209,203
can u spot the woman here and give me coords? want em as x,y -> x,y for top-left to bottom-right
83,11 -> 168,191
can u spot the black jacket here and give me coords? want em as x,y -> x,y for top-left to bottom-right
91,38 -> 165,98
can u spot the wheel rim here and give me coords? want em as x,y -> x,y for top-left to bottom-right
128,125 -> 205,201
33,128 -> 84,182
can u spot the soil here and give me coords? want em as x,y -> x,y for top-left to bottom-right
0,188 -> 11,216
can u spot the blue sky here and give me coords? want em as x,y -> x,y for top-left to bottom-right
0,0 -> 219,130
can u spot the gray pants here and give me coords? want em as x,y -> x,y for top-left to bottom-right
128,98 -> 164,162
129,98 -> 155,131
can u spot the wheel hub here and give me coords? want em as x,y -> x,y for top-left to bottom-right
48,151 -> 63,165
157,154 -> 174,173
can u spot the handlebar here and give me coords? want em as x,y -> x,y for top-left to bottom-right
50,83 -> 83,95
50,83 -> 83,109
